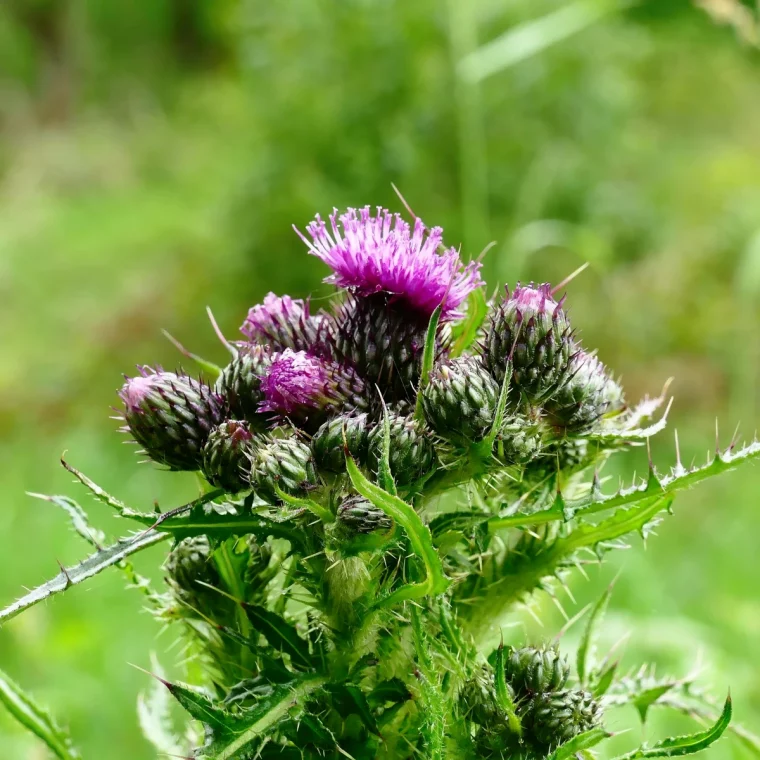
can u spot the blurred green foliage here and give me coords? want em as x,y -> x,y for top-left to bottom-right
1,0 -> 759,757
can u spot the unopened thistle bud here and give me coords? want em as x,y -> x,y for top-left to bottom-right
201,420 -> 256,493
311,413 -> 371,473
336,495 -> 393,534
522,689 -> 602,753
240,292 -> 326,353
215,344 -> 272,427
546,351 -> 624,433
484,283 -> 573,403
367,413 -> 437,487
422,356 -> 500,442
120,370 -> 223,471
259,349 -> 368,430
164,536 -> 231,620
494,415 -> 543,466
459,670 -> 502,727
504,645 -> 570,696
249,436 -> 316,499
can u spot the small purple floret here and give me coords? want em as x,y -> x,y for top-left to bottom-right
119,369 -> 171,412
241,293 -> 309,343
295,206 -> 484,320
509,283 -> 558,315
259,350 -> 330,415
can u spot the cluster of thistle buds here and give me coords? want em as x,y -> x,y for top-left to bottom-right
119,206 -> 625,513
462,645 -> 602,755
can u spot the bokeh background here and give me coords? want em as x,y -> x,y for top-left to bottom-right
1,0 -> 759,757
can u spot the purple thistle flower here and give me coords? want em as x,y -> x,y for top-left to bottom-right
258,349 -> 367,419
295,206 -> 484,320
240,292 -> 324,352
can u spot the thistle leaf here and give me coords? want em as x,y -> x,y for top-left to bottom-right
0,529 -> 169,624
175,676 -> 326,760
547,727 -> 611,760
346,457 -> 449,607
611,694 -> 731,759
243,605 -> 316,670
494,642 -> 522,736
0,666 -> 82,760
27,492 -> 105,549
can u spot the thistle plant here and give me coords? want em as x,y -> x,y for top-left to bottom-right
3,204 -> 760,760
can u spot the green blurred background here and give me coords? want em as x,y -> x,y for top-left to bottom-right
1,0 -> 759,756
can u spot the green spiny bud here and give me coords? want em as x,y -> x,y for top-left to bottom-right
201,420 -> 256,493
422,356 -> 500,442
459,669 -> 501,727
504,645 -> 569,696
484,283 -> 572,403
311,413 -> 371,473
522,688 -> 602,752
164,536 -> 230,619
494,414 -> 543,466
546,351 -> 624,433
250,435 -> 316,498
120,370 -> 224,471
215,344 -> 272,427
367,413 -> 437,487
336,495 -> 393,534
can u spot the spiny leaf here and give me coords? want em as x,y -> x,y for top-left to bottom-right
547,727 -> 612,760
450,287 -> 488,356
27,492 -> 105,549
346,457 -> 449,607
243,605 -> 315,670
190,676 -> 326,760
328,683 -> 380,736
577,578 -> 615,686
273,484 -> 333,523
0,529 -> 169,624
611,694 -> 731,759
0,665 -> 82,760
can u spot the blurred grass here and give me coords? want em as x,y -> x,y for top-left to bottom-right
1,0 -> 760,757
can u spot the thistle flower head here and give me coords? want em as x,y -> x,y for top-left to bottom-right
240,292 -> 323,352
297,206 -> 483,320
258,349 -> 367,425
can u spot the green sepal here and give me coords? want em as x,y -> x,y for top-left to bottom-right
0,666 -> 82,760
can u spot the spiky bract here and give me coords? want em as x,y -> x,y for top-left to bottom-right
120,370 -> 223,470
494,414 -> 544,466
